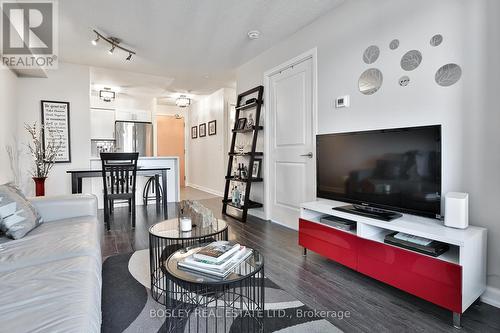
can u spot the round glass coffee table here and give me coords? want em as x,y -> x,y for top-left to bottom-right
149,218 -> 228,304
164,245 -> 264,333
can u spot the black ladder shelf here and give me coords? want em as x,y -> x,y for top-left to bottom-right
222,85 -> 264,222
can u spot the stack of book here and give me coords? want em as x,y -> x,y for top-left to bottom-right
178,241 -> 253,278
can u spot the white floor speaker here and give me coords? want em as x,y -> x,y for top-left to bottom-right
444,192 -> 469,229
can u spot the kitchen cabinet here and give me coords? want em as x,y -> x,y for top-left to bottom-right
115,109 -> 151,122
90,108 -> 115,139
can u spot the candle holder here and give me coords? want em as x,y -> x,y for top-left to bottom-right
180,216 -> 192,232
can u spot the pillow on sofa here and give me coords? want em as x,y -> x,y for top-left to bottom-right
0,183 -> 43,239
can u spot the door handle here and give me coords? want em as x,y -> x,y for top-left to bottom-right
300,152 -> 313,158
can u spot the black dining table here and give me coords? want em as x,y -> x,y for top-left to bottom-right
66,167 -> 170,216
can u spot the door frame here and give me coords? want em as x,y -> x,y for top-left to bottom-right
155,113 -> 187,187
262,48 -> 318,225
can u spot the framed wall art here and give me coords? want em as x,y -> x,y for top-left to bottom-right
252,159 -> 262,178
208,120 -> 216,136
41,100 -> 71,163
236,118 -> 247,130
199,123 -> 206,137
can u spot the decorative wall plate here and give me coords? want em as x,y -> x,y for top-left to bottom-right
399,76 -> 410,87
430,34 -> 443,47
359,68 -> 383,95
401,50 -> 422,71
435,63 -> 462,86
389,39 -> 400,50
363,45 -> 380,64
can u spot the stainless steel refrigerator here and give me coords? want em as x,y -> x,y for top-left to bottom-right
115,121 -> 154,156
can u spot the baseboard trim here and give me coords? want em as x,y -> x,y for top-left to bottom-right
270,218 -> 298,231
247,209 -> 267,221
481,286 -> 500,308
247,210 -> 299,230
186,183 -> 223,197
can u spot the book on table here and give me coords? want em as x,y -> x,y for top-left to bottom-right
192,241 -> 241,264
178,241 -> 253,278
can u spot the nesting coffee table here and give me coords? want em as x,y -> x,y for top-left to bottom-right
149,218 -> 228,304
164,245 -> 264,333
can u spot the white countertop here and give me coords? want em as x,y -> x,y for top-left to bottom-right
90,156 -> 179,161
87,155 -> 181,203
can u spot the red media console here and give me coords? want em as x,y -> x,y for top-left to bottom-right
299,200 -> 487,328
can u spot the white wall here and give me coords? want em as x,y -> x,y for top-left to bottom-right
155,104 -> 182,116
187,88 -> 235,195
16,63 -> 91,196
0,66 -> 18,185
236,0 -> 500,297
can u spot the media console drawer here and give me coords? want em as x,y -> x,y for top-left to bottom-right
299,219 -> 358,269
357,238 -> 462,313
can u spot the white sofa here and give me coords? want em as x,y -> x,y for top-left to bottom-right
0,194 -> 102,333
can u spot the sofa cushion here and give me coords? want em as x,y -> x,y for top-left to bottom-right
30,194 -> 98,223
0,256 -> 101,333
0,215 -> 100,272
0,183 -> 42,239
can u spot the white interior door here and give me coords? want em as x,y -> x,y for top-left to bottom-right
269,57 -> 315,229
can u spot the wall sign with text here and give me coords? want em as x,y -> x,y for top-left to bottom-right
41,100 -> 71,163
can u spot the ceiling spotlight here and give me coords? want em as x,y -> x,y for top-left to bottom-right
91,29 -> 136,61
176,95 -> 191,108
247,30 -> 260,40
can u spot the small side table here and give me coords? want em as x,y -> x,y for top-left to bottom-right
149,218 -> 228,304
164,246 -> 264,333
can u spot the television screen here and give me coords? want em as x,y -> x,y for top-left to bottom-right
316,125 -> 442,218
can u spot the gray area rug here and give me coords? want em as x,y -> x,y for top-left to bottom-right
102,249 -> 342,332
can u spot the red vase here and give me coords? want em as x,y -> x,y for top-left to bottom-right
33,177 -> 47,196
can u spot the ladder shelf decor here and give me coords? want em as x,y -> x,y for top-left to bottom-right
222,85 -> 264,222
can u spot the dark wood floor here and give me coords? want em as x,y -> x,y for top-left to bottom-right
101,195 -> 500,333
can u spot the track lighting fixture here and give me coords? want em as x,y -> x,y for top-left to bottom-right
91,29 -> 136,61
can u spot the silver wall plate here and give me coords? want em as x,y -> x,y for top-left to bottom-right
430,34 -> 443,47
363,45 -> 380,64
389,39 -> 400,50
401,50 -> 422,71
435,63 -> 462,86
399,76 -> 410,87
359,68 -> 383,95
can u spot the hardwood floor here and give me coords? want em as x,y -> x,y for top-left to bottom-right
101,188 -> 500,333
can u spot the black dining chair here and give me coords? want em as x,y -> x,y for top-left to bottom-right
100,152 -> 139,230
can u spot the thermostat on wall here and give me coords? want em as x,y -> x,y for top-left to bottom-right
335,95 -> 350,108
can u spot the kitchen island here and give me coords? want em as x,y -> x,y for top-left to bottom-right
70,156 -> 180,209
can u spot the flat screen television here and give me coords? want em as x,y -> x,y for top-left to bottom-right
316,125 -> 442,219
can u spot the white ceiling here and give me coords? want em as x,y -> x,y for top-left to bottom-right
90,67 -> 173,97
89,67 -> 200,105
60,0 -> 345,95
